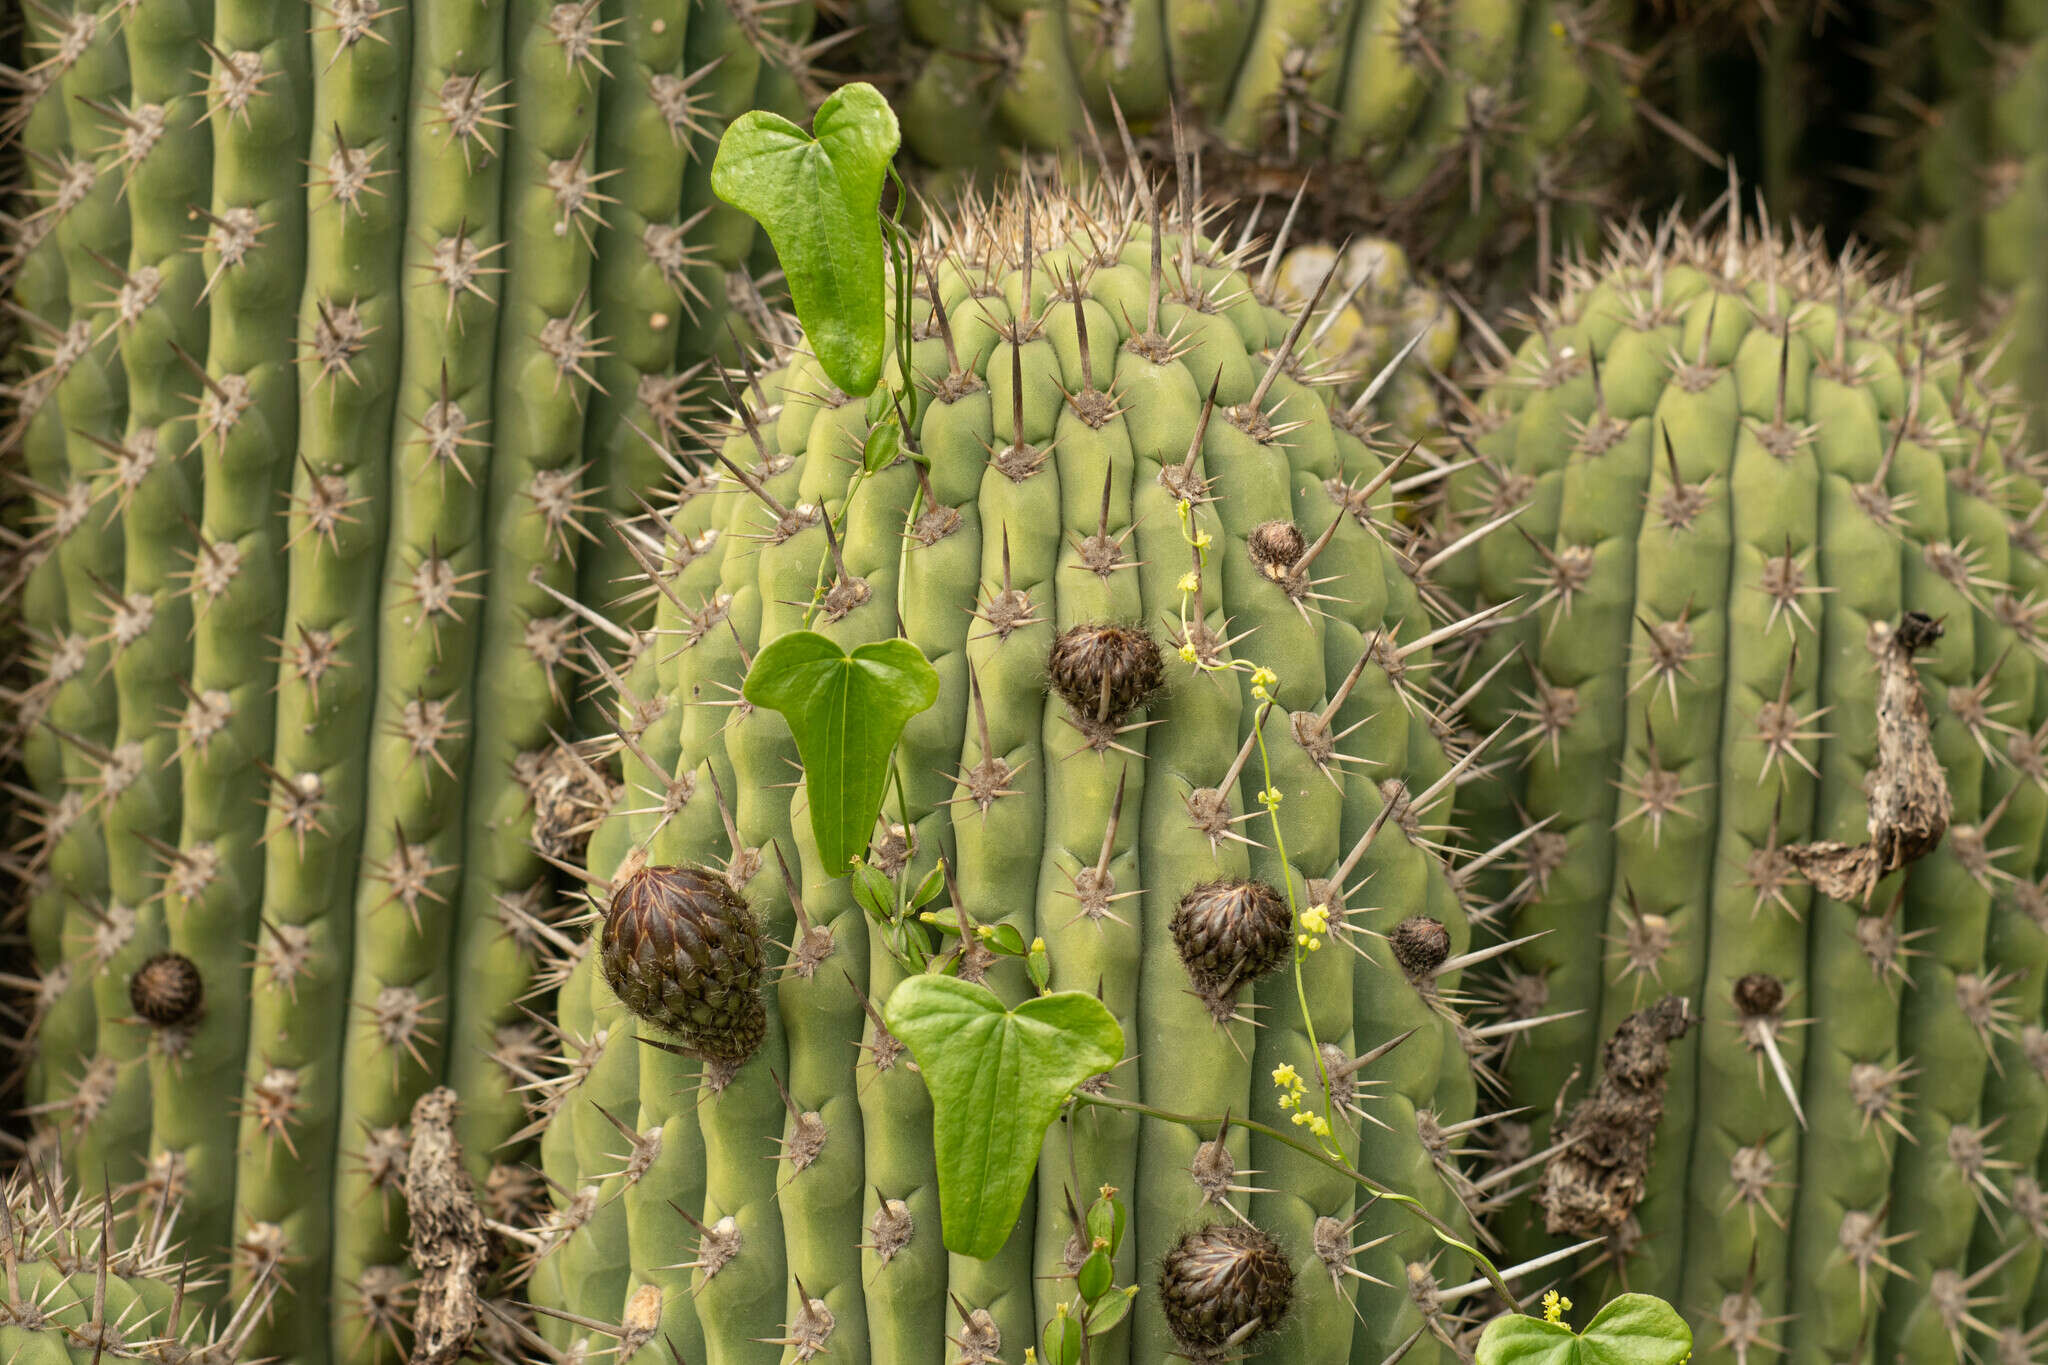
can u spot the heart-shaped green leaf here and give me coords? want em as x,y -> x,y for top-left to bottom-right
1478,1295 -> 1692,1365
711,83 -> 900,396
883,976 -> 1124,1259
743,632 -> 938,876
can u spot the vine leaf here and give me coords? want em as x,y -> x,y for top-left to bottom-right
742,632 -> 937,876
883,977 -> 1123,1259
1477,1294 -> 1693,1365
711,82 -> 899,397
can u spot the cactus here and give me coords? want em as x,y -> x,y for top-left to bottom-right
1868,0 -> 2047,427
825,0 -> 1646,296
0,3 -> 827,1362
0,1153 -> 272,1362
1437,199 -> 2048,1365
524,162 -> 1537,1365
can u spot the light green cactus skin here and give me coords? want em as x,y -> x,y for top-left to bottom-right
2,3 -> 816,1362
852,0 -> 1638,280
1441,220 -> 2048,1365
529,179 -> 1498,1364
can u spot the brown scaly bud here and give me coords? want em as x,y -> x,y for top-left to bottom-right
1388,916 -> 1451,982
1172,879 -> 1292,1021
129,952 -> 203,1027
1246,519 -> 1307,578
600,865 -> 767,1070
1046,623 -> 1164,743
1157,1222 -> 1295,1358
1733,972 -> 1784,1019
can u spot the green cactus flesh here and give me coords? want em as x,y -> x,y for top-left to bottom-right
1439,209 -> 2048,1365
0,1155 -> 269,1363
831,0 -> 1643,291
1877,0 -> 2047,429
0,3 -> 820,1362
526,170 -> 1521,1365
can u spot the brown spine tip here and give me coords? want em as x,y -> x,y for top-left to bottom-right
1158,1222 -> 1294,1357
600,865 -> 768,1068
129,952 -> 203,1027
1171,879 -> 1292,1020
1388,915 -> 1451,981
1046,622 -> 1165,734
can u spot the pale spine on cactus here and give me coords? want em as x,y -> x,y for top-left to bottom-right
0,1155 -> 276,1363
0,3 -> 825,1363
524,161 -> 1524,1365
1438,199 -> 2048,1365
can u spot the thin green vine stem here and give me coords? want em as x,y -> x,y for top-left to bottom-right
1073,1092 -> 1516,1304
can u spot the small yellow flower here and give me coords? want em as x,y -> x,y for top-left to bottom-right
1258,786 -> 1282,809
1306,1113 -> 1331,1138
1030,937 -> 1046,954
1306,937 -> 1322,952
1249,666 -> 1278,692
1177,570 -> 1202,595
1271,1063 -> 1300,1089
1178,642 -> 1198,664
1300,904 -> 1330,935
1292,1111 -> 1312,1127
1542,1290 -> 1573,1326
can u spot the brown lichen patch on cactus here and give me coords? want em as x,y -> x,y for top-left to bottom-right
405,1087 -> 495,1365
1536,995 -> 1694,1238
1172,878 -> 1292,1022
1158,1222 -> 1294,1360
129,951 -> 203,1027
1785,614 -> 1952,902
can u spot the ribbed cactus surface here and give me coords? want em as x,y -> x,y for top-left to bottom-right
834,0 -> 1644,291
0,1155 -> 268,1362
526,170 -> 1523,1365
1438,209 -> 2048,1365
0,3 -> 820,1362
1873,0 -> 2047,425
